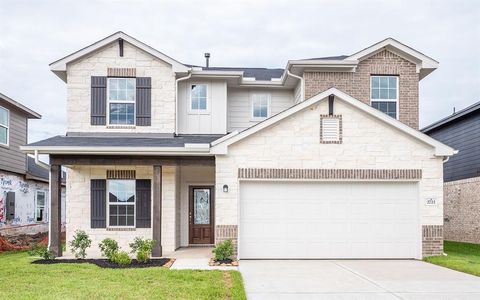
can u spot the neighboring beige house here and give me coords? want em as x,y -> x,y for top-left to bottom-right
0,93 -> 66,236
22,32 -> 456,259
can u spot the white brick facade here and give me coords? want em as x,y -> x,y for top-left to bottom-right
66,42 -> 176,133
215,99 -> 444,227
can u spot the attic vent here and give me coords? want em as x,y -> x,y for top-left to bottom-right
320,115 -> 342,144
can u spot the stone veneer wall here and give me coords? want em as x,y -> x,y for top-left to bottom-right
444,176 -> 480,244
304,50 -> 419,129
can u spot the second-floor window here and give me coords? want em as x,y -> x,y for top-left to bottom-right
0,106 -> 8,146
108,78 -> 135,125
191,84 -> 207,111
371,76 -> 398,119
251,93 -> 270,120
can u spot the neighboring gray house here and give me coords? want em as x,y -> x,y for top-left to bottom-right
23,32 -> 455,259
423,101 -> 480,244
0,93 -> 66,236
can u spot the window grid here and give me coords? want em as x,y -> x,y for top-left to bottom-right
107,78 -> 136,125
252,94 -> 270,119
107,180 -> 136,228
0,106 -> 9,146
371,76 -> 399,119
190,84 -> 207,110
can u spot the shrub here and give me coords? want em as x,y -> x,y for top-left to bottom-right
98,238 -> 119,260
111,251 -> 131,266
28,244 -> 55,260
129,237 -> 156,263
69,230 -> 92,259
212,240 -> 234,261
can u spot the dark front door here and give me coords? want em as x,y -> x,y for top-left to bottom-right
189,186 -> 214,244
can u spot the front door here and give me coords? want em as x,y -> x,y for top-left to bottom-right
189,186 -> 214,244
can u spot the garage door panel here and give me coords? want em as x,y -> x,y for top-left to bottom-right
239,181 -> 419,259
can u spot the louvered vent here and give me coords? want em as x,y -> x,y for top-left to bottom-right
320,115 -> 342,144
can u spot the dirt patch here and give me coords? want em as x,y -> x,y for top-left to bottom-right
0,232 -> 66,252
223,272 -> 233,300
32,258 -> 174,269
209,258 -> 239,266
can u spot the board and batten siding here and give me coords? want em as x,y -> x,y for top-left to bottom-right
177,80 -> 227,134
0,102 -> 27,174
427,111 -> 480,182
227,88 -> 295,132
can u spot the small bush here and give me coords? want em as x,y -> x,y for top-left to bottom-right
129,237 -> 156,263
28,244 -> 56,260
69,230 -> 92,259
111,251 -> 131,266
212,240 -> 234,261
98,238 -> 119,260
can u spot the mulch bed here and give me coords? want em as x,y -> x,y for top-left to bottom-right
208,258 -> 239,266
32,258 -> 175,269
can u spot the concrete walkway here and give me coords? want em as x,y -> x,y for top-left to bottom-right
167,247 -> 237,270
239,260 -> 480,299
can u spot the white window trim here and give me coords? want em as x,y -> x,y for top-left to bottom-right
106,78 -> 136,126
35,190 -> 47,223
106,179 -> 136,228
370,76 -> 399,119
0,106 -> 9,147
250,92 -> 271,121
188,83 -> 210,114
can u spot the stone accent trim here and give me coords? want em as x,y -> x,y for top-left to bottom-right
215,225 -> 238,254
422,225 -> 443,257
106,170 -> 136,179
238,168 -> 422,180
443,176 -> 480,244
320,115 -> 343,144
107,67 -> 136,77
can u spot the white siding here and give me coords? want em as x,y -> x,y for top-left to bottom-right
293,80 -> 302,103
227,88 -> 295,132
177,80 -> 227,134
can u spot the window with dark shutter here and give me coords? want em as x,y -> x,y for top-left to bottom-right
91,179 -> 106,228
136,179 -> 151,228
136,77 -> 151,126
91,76 -> 107,125
6,192 -> 15,221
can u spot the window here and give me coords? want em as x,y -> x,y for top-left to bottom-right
190,84 -> 207,110
108,78 -> 135,125
251,93 -> 270,119
107,180 -> 135,227
371,76 -> 398,119
35,191 -> 46,222
0,106 -> 9,146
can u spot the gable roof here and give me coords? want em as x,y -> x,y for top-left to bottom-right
50,31 -> 190,81
0,93 -> 41,119
422,101 -> 480,134
211,88 -> 456,157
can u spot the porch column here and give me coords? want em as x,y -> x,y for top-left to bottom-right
49,164 -> 62,257
152,165 -> 162,257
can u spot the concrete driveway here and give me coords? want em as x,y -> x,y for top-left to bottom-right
239,260 -> 480,299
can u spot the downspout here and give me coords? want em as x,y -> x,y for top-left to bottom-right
286,70 -> 304,103
175,72 -> 192,134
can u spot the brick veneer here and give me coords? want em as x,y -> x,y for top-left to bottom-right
215,225 -> 238,254
304,50 -> 419,129
238,168 -> 422,180
422,225 -> 443,257
107,67 -> 136,77
444,176 -> 480,244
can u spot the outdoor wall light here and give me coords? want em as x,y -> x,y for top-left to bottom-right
223,184 -> 229,193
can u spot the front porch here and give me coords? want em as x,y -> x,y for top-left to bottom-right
48,155 -> 223,258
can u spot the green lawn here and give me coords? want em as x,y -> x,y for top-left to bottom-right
424,241 -> 480,276
0,251 -> 246,300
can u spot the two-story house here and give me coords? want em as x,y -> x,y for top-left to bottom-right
423,101 -> 480,244
0,93 -> 66,236
23,32 -> 455,259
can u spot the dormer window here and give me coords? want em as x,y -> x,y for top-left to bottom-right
108,78 -> 135,125
251,93 -> 270,120
371,76 -> 398,119
190,84 -> 207,110
0,106 -> 8,146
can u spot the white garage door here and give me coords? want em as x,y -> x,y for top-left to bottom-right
239,181 -> 419,259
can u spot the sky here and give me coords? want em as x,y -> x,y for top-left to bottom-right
0,0 -> 479,143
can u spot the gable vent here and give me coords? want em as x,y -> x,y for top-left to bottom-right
320,115 -> 342,144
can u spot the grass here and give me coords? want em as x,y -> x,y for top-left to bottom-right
424,240 -> 480,276
0,251 -> 246,300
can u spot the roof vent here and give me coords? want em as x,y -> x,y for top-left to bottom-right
204,53 -> 210,68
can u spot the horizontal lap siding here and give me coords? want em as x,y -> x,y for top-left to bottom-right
0,104 -> 27,174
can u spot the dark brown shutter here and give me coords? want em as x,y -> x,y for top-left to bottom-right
91,76 -> 107,125
6,192 -> 15,221
136,77 -> 151,126
91,179 -> 106,228
136,179 -> 151,228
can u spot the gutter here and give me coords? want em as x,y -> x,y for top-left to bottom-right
21,145 -> 213,156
